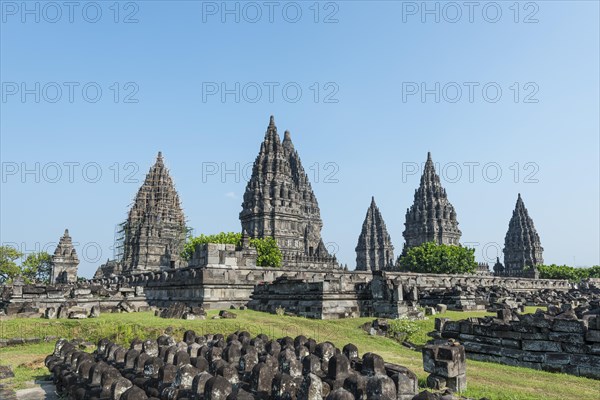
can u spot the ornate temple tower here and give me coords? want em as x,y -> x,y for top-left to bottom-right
502,194 -> 544,276
50,229 -> 79,284
240,116 -> 334,263
121,152 -> 187,273
403,152 -> 461,250
355,197 -> 395,271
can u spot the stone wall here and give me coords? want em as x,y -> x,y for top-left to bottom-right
0,281 -> 149,319
434,305 -> 600,379
1,255 -> 579,320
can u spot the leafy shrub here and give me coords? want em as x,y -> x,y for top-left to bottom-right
398,242 -> 477,274
275,306 -> 285,316
181,232 -> 242,260
387,316 -> 419,341
181,233 -> 282,268
250,237 -> 283,268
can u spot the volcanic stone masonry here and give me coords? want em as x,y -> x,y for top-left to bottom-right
402,152 -> 461,254
50,229 -> 80,284
239,116 -> 337,269
45,331 -> 423,400
495,194 -> 544,278
433,297 -> 600,379
355,197 -> 395,272
0,116 -> 587,324
120,152 -> 188,275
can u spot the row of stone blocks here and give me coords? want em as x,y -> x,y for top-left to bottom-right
45,330 -> 420,399
437,307 -> 600,379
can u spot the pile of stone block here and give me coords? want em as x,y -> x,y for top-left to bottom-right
45,330 -> 420,399
422,340 -> 466,392
434,303 -> 600,379
157,302 -> 206,320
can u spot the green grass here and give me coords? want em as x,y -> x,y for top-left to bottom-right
0,308 -> 597,400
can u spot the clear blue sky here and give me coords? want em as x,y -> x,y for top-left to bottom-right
1,1 -> 599,277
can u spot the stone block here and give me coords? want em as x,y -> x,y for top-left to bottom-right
585,329 -> 600,343
366,375 -> 397,400
204,375 -> 232,400
250,362 -> 275,394
425,374 -> 446,390
191,371 -> 213,396
273,373 -> 300,399
361,353 -> 386,376
298,373 -> 323,400
343,374 -> 367,399
521,340 -> 562,352
447,373 -> 467,392
342,343 -> 359,361
548,332 -> 585,343
545,353 -> 571,365
552,319 -> 585,333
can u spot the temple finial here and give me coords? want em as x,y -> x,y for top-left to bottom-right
269,115 -> 275,128
64,228 -> 69,236
427,151 -> 432,161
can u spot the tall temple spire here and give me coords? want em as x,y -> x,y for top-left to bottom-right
402,152 -> 461,251
121,152 -> 187,273
240,116 -> 336,268
502,194 -> 544,276
50,229 -> 79,284
355,197 -> 395,271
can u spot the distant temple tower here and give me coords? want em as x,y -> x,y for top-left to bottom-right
50,229 -> 79,284
120,152 -> 187,273
355,197 -> 395,271
501,194 -> 544,277
240,116 -> 336,267
402,152 -> 461,251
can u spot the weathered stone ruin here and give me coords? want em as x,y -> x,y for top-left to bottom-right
402,153 -> 461,252
120,152 -> 188,275
248,273 -> 420,320
495,194 -> 544,278
45,331 -> 421,399
355,197 -> 395,272
240,116 -> 337,269
51,229 -> 80,284
1,116 -> 593,328
0,278 -> 149,319
433,300 -> 600,379
422,340 -> 467,392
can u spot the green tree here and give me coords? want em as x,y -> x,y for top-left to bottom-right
21,252 -> 52,284
537,264 -> 600,281
398,241 -> 477,274
250,237 -> 282,268
0,245 -> 23,284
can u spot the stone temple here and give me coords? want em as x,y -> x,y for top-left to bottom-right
497,193 -> 544,277
240,116 -> 337,269
50,229 -> 79,284
355,197 -> 395,271
5,115 -> 599,390
402,152 -> 461,252
3,116 -> 572,325
120,152 -> 187,274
